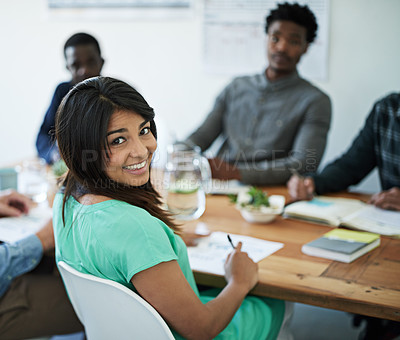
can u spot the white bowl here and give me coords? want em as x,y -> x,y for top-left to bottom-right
237,195 -> 285,224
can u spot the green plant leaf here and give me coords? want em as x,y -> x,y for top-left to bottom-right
247,186 -> 270,207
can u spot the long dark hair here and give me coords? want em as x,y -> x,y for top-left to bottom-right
55,76 -> 178,230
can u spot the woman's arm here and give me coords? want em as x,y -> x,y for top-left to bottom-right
131,243 -> 257,340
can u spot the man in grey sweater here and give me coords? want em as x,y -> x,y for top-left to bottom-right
186,3 -> 331,185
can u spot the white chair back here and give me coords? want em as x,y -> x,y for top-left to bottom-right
58,261 -> 175,340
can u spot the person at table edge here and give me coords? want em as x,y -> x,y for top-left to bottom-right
185,2 -> 331,185
288,92 -> 400,211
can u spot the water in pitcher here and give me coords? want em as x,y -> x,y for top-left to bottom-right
166,171 -> 206,220
164,143 -> 210,220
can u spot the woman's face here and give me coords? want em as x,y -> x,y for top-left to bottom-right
104,110 -> 157,187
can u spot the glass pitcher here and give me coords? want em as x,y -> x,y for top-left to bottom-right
164,142 -> 211,220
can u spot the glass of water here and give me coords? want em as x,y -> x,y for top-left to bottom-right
18,158 -> 49,204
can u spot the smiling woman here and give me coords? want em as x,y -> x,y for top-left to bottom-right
105,110 -> 157,187
53,76 -> 285,340
54,76 -> 173,227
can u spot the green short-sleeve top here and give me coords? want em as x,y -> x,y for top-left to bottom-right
53,193 -> 284,340
53,193 -> 198,294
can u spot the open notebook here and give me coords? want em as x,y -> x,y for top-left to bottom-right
187,231 -> 283,275
284,196 -> 400,237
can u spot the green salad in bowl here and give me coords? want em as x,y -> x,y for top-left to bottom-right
230,187 -> 285,223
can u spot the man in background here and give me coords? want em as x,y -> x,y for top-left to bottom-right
36,32 -> 104,164
0,190 -> 82,338
287,92 -> 400,211
186,2 -> 331,185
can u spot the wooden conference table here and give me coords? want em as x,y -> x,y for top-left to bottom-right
181,187 -> 400,322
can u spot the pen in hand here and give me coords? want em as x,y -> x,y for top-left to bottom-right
227,234 -> 236,249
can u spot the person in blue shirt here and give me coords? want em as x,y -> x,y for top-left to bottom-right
36,32 -> 105,164
0,190 -> 82,339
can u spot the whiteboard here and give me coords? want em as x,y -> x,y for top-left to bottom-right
48,0 -> 191,8
46,0 -> 194,19
203,0 -> 330,80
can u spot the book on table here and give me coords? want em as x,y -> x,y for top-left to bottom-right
283,196 -> 400,237
301,228 -> 381,263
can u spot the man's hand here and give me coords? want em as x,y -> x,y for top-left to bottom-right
368,187 -> 400,211
287,175 -> 315,201
208,158 -> 241,180
0,190 -> 32,217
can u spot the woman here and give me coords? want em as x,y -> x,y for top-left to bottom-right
53,76 -> 285,340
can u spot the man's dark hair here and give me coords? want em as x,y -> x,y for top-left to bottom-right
63,32 -> 101,57
265,2 -> 318,43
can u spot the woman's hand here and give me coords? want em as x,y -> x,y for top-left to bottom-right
224,242 -> 258,292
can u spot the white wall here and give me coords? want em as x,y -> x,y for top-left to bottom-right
1,0 -> 399,193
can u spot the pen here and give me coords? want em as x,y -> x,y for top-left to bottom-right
227,234 -> 236,249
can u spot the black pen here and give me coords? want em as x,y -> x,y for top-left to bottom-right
227,234 -> 236,249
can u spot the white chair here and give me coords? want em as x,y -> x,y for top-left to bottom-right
58,261 -> 175,340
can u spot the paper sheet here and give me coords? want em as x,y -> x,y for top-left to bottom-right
342,206 -> 400,236
0,205 -> 52,243
187,231 -> 283,275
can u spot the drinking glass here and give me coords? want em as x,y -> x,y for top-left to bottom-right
17,158 -> 49,204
